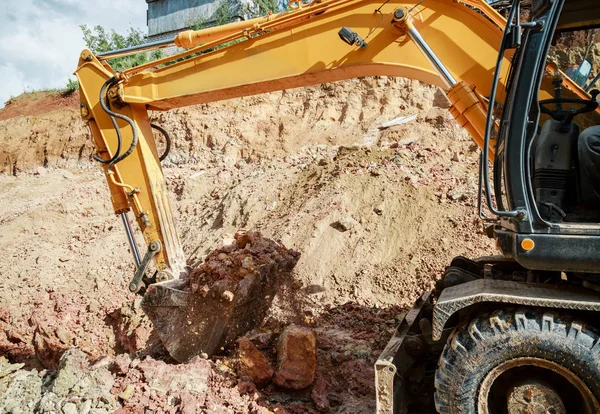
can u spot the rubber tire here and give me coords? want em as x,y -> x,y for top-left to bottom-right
434,308 -> 600,414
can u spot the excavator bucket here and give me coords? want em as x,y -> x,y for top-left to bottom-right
141,231 -> 299,362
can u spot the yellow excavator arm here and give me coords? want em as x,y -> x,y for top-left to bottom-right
73,0 -> 588,288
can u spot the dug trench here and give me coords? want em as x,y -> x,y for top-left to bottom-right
0,77 -> 494,413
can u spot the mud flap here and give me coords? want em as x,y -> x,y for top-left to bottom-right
375,291 -> 437,414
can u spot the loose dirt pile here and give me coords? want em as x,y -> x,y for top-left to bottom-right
0,77 -> 493,412
188,230 -> 300,288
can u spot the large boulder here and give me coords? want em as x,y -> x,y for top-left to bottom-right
273,325 -> 316,389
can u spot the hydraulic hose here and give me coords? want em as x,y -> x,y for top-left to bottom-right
150,123 -> 172,161
96,77 -> 139,169
93,78 -> 121,165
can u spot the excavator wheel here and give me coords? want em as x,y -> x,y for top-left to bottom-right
434,308 -> 600,414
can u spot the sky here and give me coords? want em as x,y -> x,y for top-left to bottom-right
0,0 -> 147,107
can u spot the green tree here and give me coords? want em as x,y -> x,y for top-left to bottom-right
62,25 -> 164,95
249,0 -> 280,16
169,0 -> 288,67
189,1 -> 236,30
79,24 -> 163,72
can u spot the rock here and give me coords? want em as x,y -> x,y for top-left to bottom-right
433,88 -> 451,108
33,324 -> 71,370
237,380 -> 258,395
199,284 -> 210,296
5,329 -> 26,344
0,357 -> 24,379
237,337 -> 274,387
235,230 -> 252,248
273,325 -> 317,389
80,399 -> 92,414
311,376 -> 330,412
246,330 -> 276,349
149,231 -> 300,361
373,204 -> 384,215
241,256 -> 254,269
138,356 -> 210,395
109,301 -> 155,354
118,383 -> 135,401
62,402 -> 78,414
0,368 -> 43,412
89,355 -> 111,370
447,188 -> 466,201
335,216 -> 358,232
222,290 -> 234,302
110,353 -> 132,375
41,349 -> 117,411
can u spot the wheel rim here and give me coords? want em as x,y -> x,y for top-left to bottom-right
477,357 -> 600,414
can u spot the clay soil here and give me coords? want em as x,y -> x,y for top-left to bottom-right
0,77 -> 494,413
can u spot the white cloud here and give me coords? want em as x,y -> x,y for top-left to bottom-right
0,0 -> 147,107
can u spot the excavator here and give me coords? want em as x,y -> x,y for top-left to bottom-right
75,0 -> 600,412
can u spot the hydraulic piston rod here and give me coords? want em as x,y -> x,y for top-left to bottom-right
97,38 -> 175,60
393,8 -> 458,88
121,212 -> 141,268
392,8 -> 490,153
406,24 -> 458,88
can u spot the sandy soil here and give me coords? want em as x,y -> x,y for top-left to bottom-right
0,77 -> 494,413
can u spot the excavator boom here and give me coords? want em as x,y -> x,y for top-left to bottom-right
76,0 -> 512,281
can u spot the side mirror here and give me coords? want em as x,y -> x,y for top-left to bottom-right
569,59 -> 592,88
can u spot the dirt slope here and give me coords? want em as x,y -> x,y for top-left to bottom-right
0,77 -> 493,413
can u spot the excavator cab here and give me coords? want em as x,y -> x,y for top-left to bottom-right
376,1 -> 600,413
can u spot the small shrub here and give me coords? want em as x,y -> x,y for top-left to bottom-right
62,78 -> 79,96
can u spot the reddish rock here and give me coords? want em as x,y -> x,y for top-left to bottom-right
110,301 -> 154,354
4,329 -> 26,344
32,325 -> 71,369
273,325 -> 317,389
246,329 -> 276,349
237,336 -> 274,387
0,309 -> 9,322
237,380 -> 258,396
311,376 -> 330,412
249,401 -> 273,414
179,391 -> 204,414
